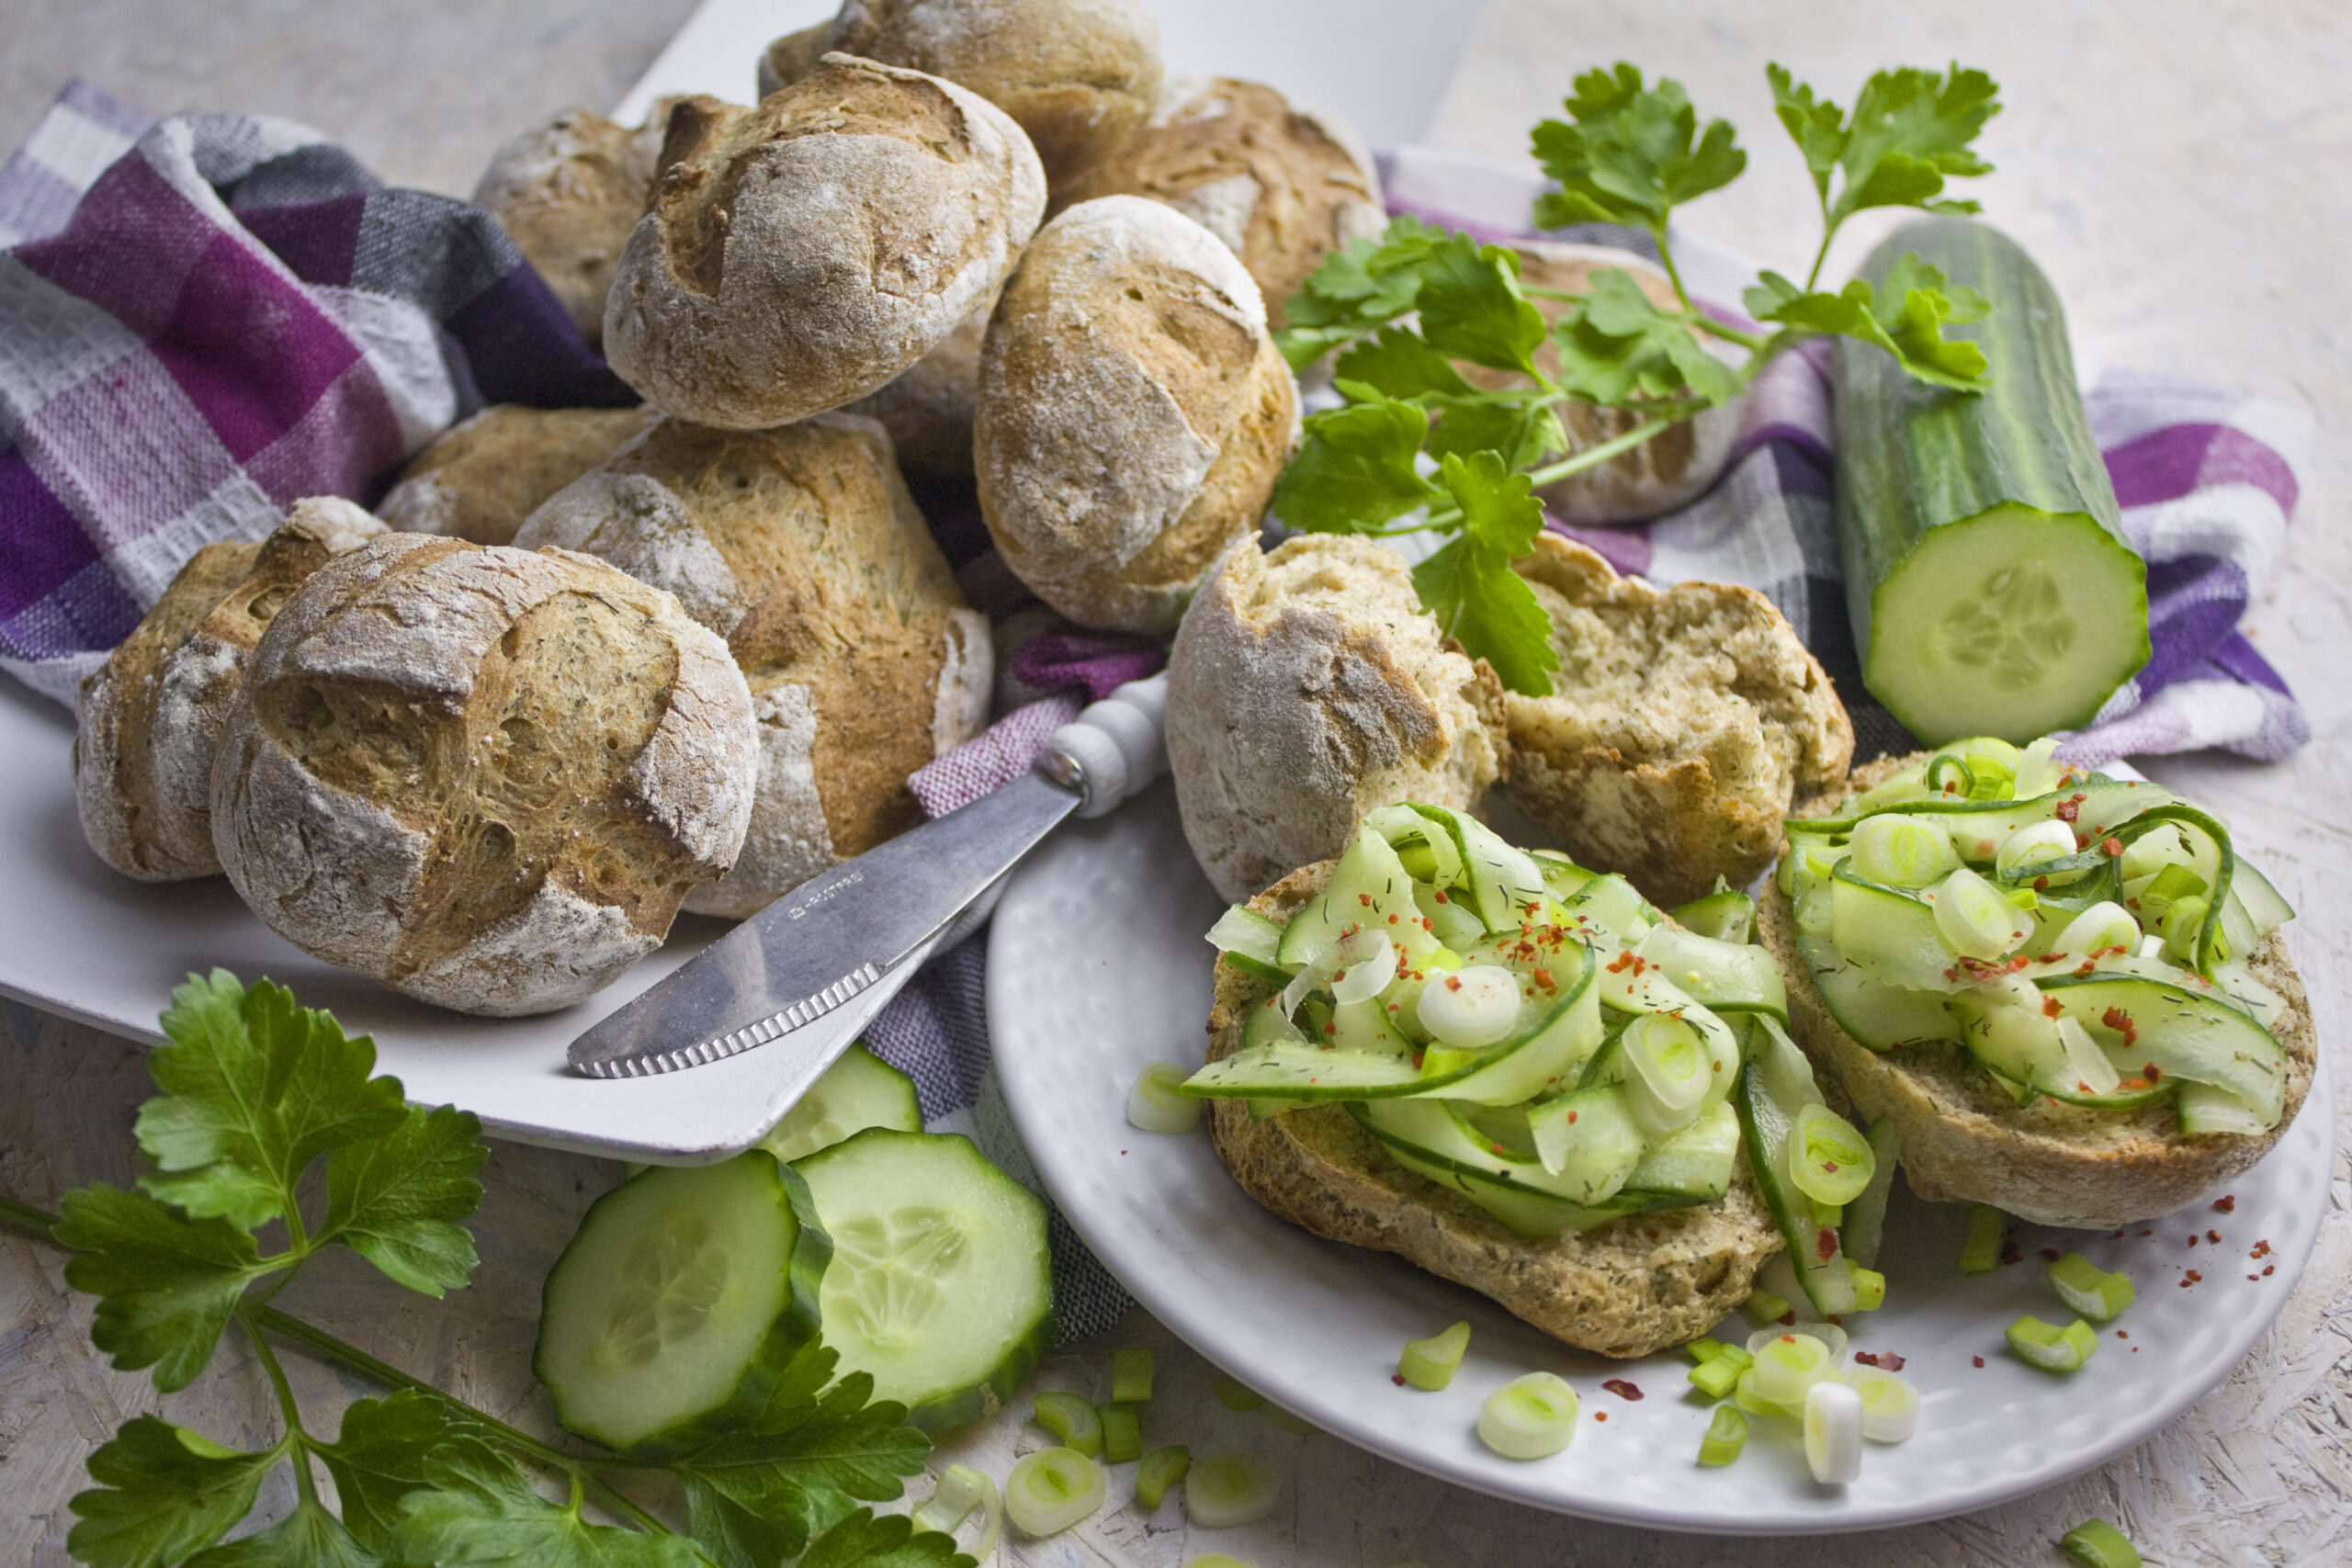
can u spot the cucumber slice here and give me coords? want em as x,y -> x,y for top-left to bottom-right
1275,828 -> 1439,970
1363,1096 -> 1642,1206
1794,929 -> 1961,1050
757,1044 -> 922,1165
793,1130 -> 1053,1434
1838,1117 -> 1903,1269
1347,1101 -> 1666,1237
1837,217 -> 2149,744
1561,873 -> 1655,946
1830,865 -> 1972,993
1409,804 -> 1549,931
1623,1101 -> 1740,1201
535,1154 -> 828,1457
1736,1019 -> 1858,1316
1635,922 -> 1787,1021
1670,886 -> 1757,944
2038,974 -> 2289,1126
1206,906 -> 1286,967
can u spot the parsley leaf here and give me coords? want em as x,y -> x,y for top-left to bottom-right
1766,64 -> 1846,205
1270,397 -> 1438,535
1409,454 -> 1559,696
318,1392 -> 507,1555
1332,327 -> 1473,402
138,971 -> 406,1232
794,1510 -> 970,1568
185,1500 -> 376,1568
1766,62 -> 1998,231
56,1184 -> 266,1391
1425,396 -> 1565,469
66,1416 -> 280,1568
1531,64 -> 1745,233
322,1103 -> 487,1297
1411,234 -> 1546,374
1274,215 -> 1449,369
1745,257 -> 1991,390
391,1462 -> 713,1568
1551,268 -> 1740,409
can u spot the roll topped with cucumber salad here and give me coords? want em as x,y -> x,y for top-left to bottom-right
1761,738 -> 2312,1229
1180,804 -> 1891,1358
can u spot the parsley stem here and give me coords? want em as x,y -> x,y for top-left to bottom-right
1690,314 -> 1767,353
1651,224 -> 1696,317
0,1191 -> 57,1238
1521,412 -> 1688,487
241,1313 -> 322,1509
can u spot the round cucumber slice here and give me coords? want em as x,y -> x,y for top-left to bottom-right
757,1043 -> 922,1165
534,1153 -> 828,1457
793,1129 -> 1053,1433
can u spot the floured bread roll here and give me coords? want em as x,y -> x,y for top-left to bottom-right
211,535 -> 757,1016
1502,534 -> 1853,907
757,23 -> 832,98
514,412 -> 990,918
1056,77 -> 1385,329
976,196 -> 1298,633
605,56 -> 1046,429
1166,535 -> 1508,903
75,498 -> 389,881
840,292 -> 992,480
473,107 -> 671,348
378,404 -> 661,545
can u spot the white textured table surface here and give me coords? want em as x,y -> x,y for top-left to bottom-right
4,3 -> 2348,1565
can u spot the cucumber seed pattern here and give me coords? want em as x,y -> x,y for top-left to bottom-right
1935,563 -> 2077,694
596,1216 -> 729,1369
830,1206 -> 969,1351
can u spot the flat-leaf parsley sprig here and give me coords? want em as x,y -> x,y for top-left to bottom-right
1270,61 -> 2003,696
0,970 -> 966,1568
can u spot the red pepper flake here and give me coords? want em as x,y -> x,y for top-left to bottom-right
1444,976 -> 1463,992
1824,1161 -> 1839,1173
2112,1229 -> 2127,1239
2034,874 -> 2051,892
2101,1007 -> 2139,1047
1432,889 -> 1450,903
1566,1110 -> 1578,1124
2038,1247 -> 2062,1263
2250,1240 -> 2272,1259
1387,912 -> 1399,924
1358,893 -> 1374,906
2100,836 -> 2124,857
2042,995 -> 2063,1018
2143,1063 -> 2162,1083
2263,1265 -> 2275,1276
2213,1195 -> 2236,1213
1601,1379 -> 1644,1401
1999,1239 -> 2023,1267
2182,1270 -> 2203,1286
2248,1274 -> 2260,1281
2116,1330 -> 2129,1339
1606,951 -> 1635,973
1816,1227 -> 1838,1262
2188,1235 -> 2199,1248
1645,1228 -> 1660,1241
2054,794 -> 2086,823
1532,967 -> 1555,991
1778,1310 -> 1798,1327
1391,1373 -> 1407,1386
1594,1411 -> 1608,1422
2206,1229 -> 2222,1245
1322,1021 -> 1337,1036
1853,1350 -> 1905,1371
1973,1356 -> 1986,1368
2140,1229 -> 2154,1237
1827,1314 -> 1844,1326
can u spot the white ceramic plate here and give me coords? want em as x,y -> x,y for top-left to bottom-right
989,782 -> 2332,1533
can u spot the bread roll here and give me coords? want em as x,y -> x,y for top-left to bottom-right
1501,534 -> 1852,908
75,499 -> 389,882
472,108 -> 669,348
1055,77 -> 1385,330
840,293 -> 991,480
1166,534 -> 1506,903
605,57 -> 1046,430
756,22 -> 831,98
976,196 -> 1297,633
514,412 -> 989,918
823,0 -> 1161,191
1459,243 -> 1740,524
377,404 -> 661,545
211,535 -> 756,1016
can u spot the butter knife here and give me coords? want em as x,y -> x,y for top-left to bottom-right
567,672 -> 1168,1081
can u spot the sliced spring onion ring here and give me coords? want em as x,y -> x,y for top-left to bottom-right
1006,1447 -> 1105,1538
1214,1373 -> 1263,1413
1747,1331 -> 1838,1409
1100,1401 -> 1142,1463
2048,1254 -> 2136,1322
1733,1366 -> 1792,1419
1134,1444 -> 1190,1510
1930,866 -> 2033,959
1687,1344 -> 1752,1401
1848,1264 -> 1887,1312
1183,1450 -> 1283,1528
2058,1518 -> 2143,1568
1804,1378 -> 1864,1484
1111,1347 -> 1154,1404
2053,901 -> 2141,963
1476,1373 -> 1578,1461
1623,1012 -> 1711,1117
1697,1403 -> 1749,1466
912,1463 -> 1001,1560
2007,1314 -> 2098,1373
2014,736 -> 2067,799
1960,1204 -> 2007,1274
1030,1391 -> 1103,1457
1996,818 -> 2086,885
1127,1061 -> 1204,1134
1206,906 -> 1284,966
2160,896 -> 2211,963
1329,932 -> 1396,1006
1847,1365 -> 1921,1443
1397,1321 -> 1470,1392
1924,754 -> 1975,797
1749,1320 -> 1849,1365
1785,1102 -> 1875,1206
1848,813 -> 1959,888
1416,964 -> 1521,1048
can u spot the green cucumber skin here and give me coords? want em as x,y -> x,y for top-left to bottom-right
1836,217 -> 2150,741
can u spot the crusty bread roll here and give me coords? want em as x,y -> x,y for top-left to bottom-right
1206,863 -> 1780,1357
472,107 -> 670,348
1501,534 -> 1851,908
976,196 -> 1298,633
210,534 -> 757,1016
377,405 -> 661,545
756,22 -> 832,98
605,57 -> 1046,431
1055,77 -> 1385,330
1458,243 -> 1740,525
840,293 -> 992,480
75,499 -> 389,882
1166,534 -> 1506,904
1761,754 -> 2317,1228
514,412 -> 989,918
821,0 -> 1161,192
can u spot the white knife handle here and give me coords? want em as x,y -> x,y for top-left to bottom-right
1041,671 -> 1169,818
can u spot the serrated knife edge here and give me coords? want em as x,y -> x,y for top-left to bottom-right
575,962 -> 881,1078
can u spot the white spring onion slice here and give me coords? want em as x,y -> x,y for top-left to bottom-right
1476,1372 -> 1578,1461
1929,866 -> 2033,959
1279,929 -> 1387,1018
1127,1061 -> 1203,1134
1329,932 -> 1396,1006
1996,818 -> 2086,884
912,1463 -> 1001,1560
1417,964 -> 1521,1048
1785,1102 -> 1875,1206
1747,1330 -> 1838,1409
1804,1378 -> 1864,1484
1183,1450 -> 1282,1528
1848,813 -> 1958,888
1845,1366 -> 1921,1443
1623,1013 -> 1710,1116
2056,1015 -> 2121,1095
1397,1321 -> 1470,1392
2054,901 -> 2141,961
2013,736 -> 2067,800
1005,1447 -> 1103,1538
1748,1320 -> 1848,1366
1205,906 -> 1283,965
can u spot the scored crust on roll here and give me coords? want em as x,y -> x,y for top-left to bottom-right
378,404 -> 662,546
1759,753 -> 2318,1229
472,107 -> 672,349
1205,863 -> 1781,1358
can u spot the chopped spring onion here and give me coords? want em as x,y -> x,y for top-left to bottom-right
1750,1318 -> 1848,1367
2014,736 -> 2067,799
1416,964 -> 1521,1048
1215,1373 -> 1264,1412
1747,1331 -> 1839,1409
2053,901 -> 2140,963
1006,1447 -> 1105,1538
2160,895 -> 2211,963
1687,1343 -> 1752,1401
1031,1390 -> 1103,1457
1135,1444 -> 1190,1510
1786,1102 -> 1875,1207
1100,1401 -> 1143,1463
1184,1557 -> 1255,1568
1128,1061 -> 1204,1134
1330,932 -> 1396,1006
1996,818 -> 2086,885
1476,1372 -> 1580,1460
2007,1314 -> 2098,1373
1804,1378 -> 1864,1484
1732,1367 -> 1791,1419
1848,1264 -> 1887,1313
2048,1254 -> 2136,1322
1398,1321 -> 1471,1392
1623,1012 -> 1711,1117
1955,736 -> 2023,792
1841,1117 -> 1903,1269
1847,1365 -> 1921,1443
2057,1015 -> 2122,1096
1697,1404 -> 1749,1467
1742,1288 -> 1792,1325
911,1464 -> 1001,1561
2058,1518 -> 2143,1568
1848,813 -> 1958,888
1183,1450 -> 1283,1528
2139,861 -> 2208,909
1924,753 -> 1976,797
1112,1347 -> 1154,1404
1930,866 -> 2033,959
1206,906 -> 1284,966
1960,1204 -> 2007,1274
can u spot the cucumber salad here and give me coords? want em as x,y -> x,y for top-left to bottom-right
1182,803 -> 1886,1319
1781,736 -> 2296,1131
